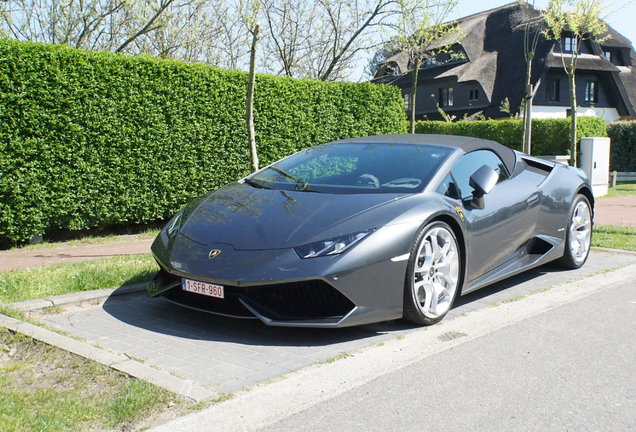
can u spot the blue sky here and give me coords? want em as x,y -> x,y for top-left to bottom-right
454,1 -> 635,46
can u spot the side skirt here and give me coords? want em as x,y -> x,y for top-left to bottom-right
461,235 -> 565,296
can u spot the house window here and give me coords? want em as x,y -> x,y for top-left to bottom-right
603,51 -> 612,62
584,81 -> 598,103
546,79 -> 560,102
469,89 -> 479,101
403,92 -> 411,110
383,62 -> 400,76
563,37 -> 577,53
440,87 -> 454,107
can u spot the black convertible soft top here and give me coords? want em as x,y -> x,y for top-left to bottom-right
340,134 -> 518,177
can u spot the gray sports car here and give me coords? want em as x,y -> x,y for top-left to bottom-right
148,134 -> 593,328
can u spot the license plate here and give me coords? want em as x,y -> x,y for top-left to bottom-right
181,278 -> 224,299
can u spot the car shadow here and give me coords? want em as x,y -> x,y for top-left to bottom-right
101,262 -> 570,348
454,262 -> 564,307
102,291 -> 410,347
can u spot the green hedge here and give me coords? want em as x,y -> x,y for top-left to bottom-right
607,121 -> 636,172
0,39 -> 406,245
414,117 -> 607,155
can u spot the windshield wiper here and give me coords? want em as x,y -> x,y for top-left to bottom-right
268,166 -> 313,192
243,178 -> 270,189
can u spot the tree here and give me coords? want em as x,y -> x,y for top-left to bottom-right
259,0 -> 315,77
387,0 -> 461,133
310,0 -> 398,81
0,0 -> 211,56
519,0 -> 544,155
238,0 -> 261,172
0,0 -> 126,48
542,0 -> 608,167
257,0 -> 404,81
246,21 -> 260,173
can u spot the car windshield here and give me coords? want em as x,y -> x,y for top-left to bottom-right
248,142 -> 453,194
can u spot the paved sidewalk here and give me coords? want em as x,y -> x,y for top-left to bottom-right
6,250 -> 636,403
594,195 -> 636,227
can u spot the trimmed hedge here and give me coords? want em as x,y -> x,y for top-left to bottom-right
0,39 -> 406,245
607,121 -> 636,172
414,117 -> 608,155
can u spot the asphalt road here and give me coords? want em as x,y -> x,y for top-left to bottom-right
151,260 -> 636,432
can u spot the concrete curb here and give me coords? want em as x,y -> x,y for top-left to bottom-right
6,282 -> 148,312
592,246 -> 636,256
1,283 -> 219,403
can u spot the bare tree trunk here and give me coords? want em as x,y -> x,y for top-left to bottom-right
523,58 -> 533,155
568,67 -> 577,167
409,57 -> 420,134
247,22 -> 260,173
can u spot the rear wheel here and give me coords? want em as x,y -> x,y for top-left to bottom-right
403,221 -> 461,325
557,194 -> 593,269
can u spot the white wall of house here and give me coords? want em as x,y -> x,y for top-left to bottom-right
532,106 -> 620,122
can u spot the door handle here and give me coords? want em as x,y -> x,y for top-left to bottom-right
526,194 -> 540,206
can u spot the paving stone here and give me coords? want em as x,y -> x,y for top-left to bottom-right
15,250 -> 635,396
215,377 -> 259,394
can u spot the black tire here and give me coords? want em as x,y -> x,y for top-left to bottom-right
403,221 -> 462,325
557,194 -> 593,269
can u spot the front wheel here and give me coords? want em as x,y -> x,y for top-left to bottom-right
557,194 -> 593,269
403,221 -> 462,325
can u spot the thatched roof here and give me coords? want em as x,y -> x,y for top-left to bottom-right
372,2 -> 636,119
373,2 -> 543,115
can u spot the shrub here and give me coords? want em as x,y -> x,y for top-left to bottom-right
607,121 -> 636,172
414,117 -> 607,155
0,39 -> 406,244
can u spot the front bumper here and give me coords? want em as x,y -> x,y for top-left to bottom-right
148,223 -> 420,327
149,268 -> 358,326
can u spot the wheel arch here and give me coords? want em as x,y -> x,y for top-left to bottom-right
576,186 -> 595,219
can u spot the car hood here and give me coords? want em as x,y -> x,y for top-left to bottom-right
179,183 -> 406,250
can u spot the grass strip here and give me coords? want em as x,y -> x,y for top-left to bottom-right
0,328 -> 182,431
592,224 -> 636,251
0,254 -> 158,304
601,181 -> 636,199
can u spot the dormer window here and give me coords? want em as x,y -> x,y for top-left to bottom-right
602,49 -> 625,66
563,37 -> 577,53
381,62 -> 401,76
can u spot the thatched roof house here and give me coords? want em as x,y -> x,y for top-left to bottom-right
372,2 -> 636,121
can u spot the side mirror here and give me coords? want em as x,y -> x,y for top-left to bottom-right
468,165 -> 498,210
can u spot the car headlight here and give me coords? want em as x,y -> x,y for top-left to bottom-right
294,230 -> 373,259
165,210 -> 184,238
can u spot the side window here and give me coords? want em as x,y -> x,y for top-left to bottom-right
451,150 -> 509,199
436,174 -> 461,200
